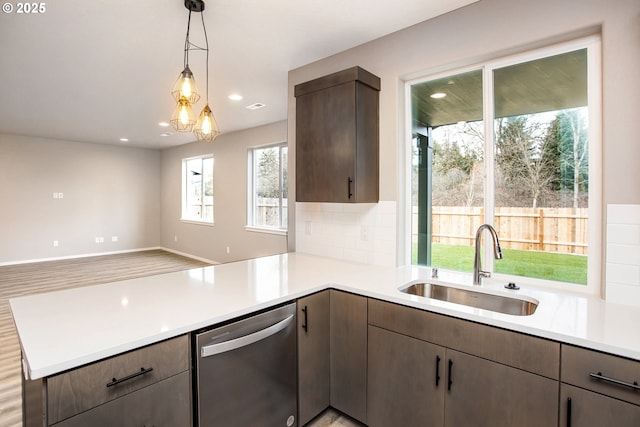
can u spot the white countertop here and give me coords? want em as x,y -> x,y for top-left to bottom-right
10,252 -> 640,379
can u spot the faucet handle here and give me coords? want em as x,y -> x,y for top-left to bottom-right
431,268 -> 439,279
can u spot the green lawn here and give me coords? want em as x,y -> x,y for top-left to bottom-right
414,243 -> 587,285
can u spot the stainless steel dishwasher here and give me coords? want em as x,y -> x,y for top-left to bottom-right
195,303 -> 297,427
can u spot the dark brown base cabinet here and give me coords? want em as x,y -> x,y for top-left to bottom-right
22,335 -> 191,427
54,372 -> 190,427
367,299 -> 559,427
297,291 -> 331,426
368,326 -> 445,426
560,344 -> 640,426
297,290 -> 367,426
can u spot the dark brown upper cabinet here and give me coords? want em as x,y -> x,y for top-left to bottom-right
295,66 -> 380,203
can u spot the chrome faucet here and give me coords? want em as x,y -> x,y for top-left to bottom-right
473,224 -> 503,285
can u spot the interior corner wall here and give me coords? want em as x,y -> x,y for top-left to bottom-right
160,121 -> 288,264
288,0 -> 640,271
0,134 -> 161,264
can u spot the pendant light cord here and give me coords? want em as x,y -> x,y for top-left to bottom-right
201,11 -> 209,104
182,6 -> 210,104
183,10 -> 192,69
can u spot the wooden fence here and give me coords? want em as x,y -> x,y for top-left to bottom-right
414,206 -> 588,255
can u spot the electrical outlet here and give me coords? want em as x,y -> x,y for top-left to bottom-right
112,236 -> 118,242
95,237 -> 104,243
174,235 -> 178,242
305,221 -> 312,235
361,225 -> 369,241
53,240 -> 59,247
226,246 -> 230,254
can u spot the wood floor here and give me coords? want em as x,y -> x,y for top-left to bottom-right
0,250 -> 210,427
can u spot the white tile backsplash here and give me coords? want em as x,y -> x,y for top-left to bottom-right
606,204 -> 640,306
296,201 -> 396,266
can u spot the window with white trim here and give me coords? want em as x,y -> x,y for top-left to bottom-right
182,155 -> 214,223
247,143 -> 288,233
406,36 -> 601,292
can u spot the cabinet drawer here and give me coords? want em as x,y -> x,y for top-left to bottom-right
368,298 -> 559,379
47,335 -> 189,424
562,344 -> 640,406
53,370 -> 191,427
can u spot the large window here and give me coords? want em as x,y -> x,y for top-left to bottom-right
247,143 -> 288,233
182,155 -> 214,223
408,37 -> 601,291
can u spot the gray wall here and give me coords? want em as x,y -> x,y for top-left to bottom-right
160,121 -> 288,263
287,0 -> 640,260
0,134 -> 161,264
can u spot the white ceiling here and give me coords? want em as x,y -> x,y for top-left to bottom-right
0,0 -> 477,149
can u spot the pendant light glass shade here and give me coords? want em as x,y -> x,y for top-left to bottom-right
171,66 -> 200,104
194,104 -> 220,142
170,96 -> 196,132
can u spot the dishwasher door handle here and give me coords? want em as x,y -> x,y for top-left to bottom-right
201,314 -> 294,358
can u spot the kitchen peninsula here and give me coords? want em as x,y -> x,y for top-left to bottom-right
11,252 -> 640,426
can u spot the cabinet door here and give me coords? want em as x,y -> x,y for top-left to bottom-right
560,384 -> 640,427
330,291 -> 367,423
367,325 -> 445,427
296,82 -> 357,203
54,371 -> 191,427
298,291 -> 330,425
445,349 -> 558,427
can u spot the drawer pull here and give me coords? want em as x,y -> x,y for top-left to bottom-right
106,367 -> 154,388
589,371 -> 640,391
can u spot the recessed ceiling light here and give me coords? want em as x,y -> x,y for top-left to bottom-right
228,94 -> 243,101
158,121 -> 170,127
246,102 -> 266,110
430,92 -> 447,99
119,138 -> 129,142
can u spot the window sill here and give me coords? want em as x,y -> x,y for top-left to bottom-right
244,225 -> 288,236
181,219 -> 214,227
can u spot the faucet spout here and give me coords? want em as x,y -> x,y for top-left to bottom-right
473,224 -> 503,285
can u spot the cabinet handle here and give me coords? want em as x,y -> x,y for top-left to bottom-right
589,371 -> 640,391
347,177 -> 353,199
566,397 -> 572,427
435,355 -> 441,387
301,305 -> 308,332
106,366 -> 153,388
447,359 -> 453,391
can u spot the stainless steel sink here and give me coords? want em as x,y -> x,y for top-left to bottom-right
399,283 -> 538,316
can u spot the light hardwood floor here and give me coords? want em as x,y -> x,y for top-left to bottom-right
0,250 -> 210,427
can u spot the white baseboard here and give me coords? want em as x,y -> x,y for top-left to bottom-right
159,247 -> 220,265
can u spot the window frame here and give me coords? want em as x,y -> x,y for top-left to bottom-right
181,154 -> 214,225
401,35 -> 602,295
246,142 -> 288,235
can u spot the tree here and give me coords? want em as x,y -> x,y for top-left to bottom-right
495,115 -> 557,208
256,148 -> 282,199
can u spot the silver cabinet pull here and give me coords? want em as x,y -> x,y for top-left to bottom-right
201,314 -> 294,358
589,371 -> 640,391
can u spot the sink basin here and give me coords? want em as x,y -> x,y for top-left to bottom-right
399,283 -> 538,316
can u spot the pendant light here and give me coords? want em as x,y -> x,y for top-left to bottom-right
170,96 -> 196,131
170,0 -> 220,142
